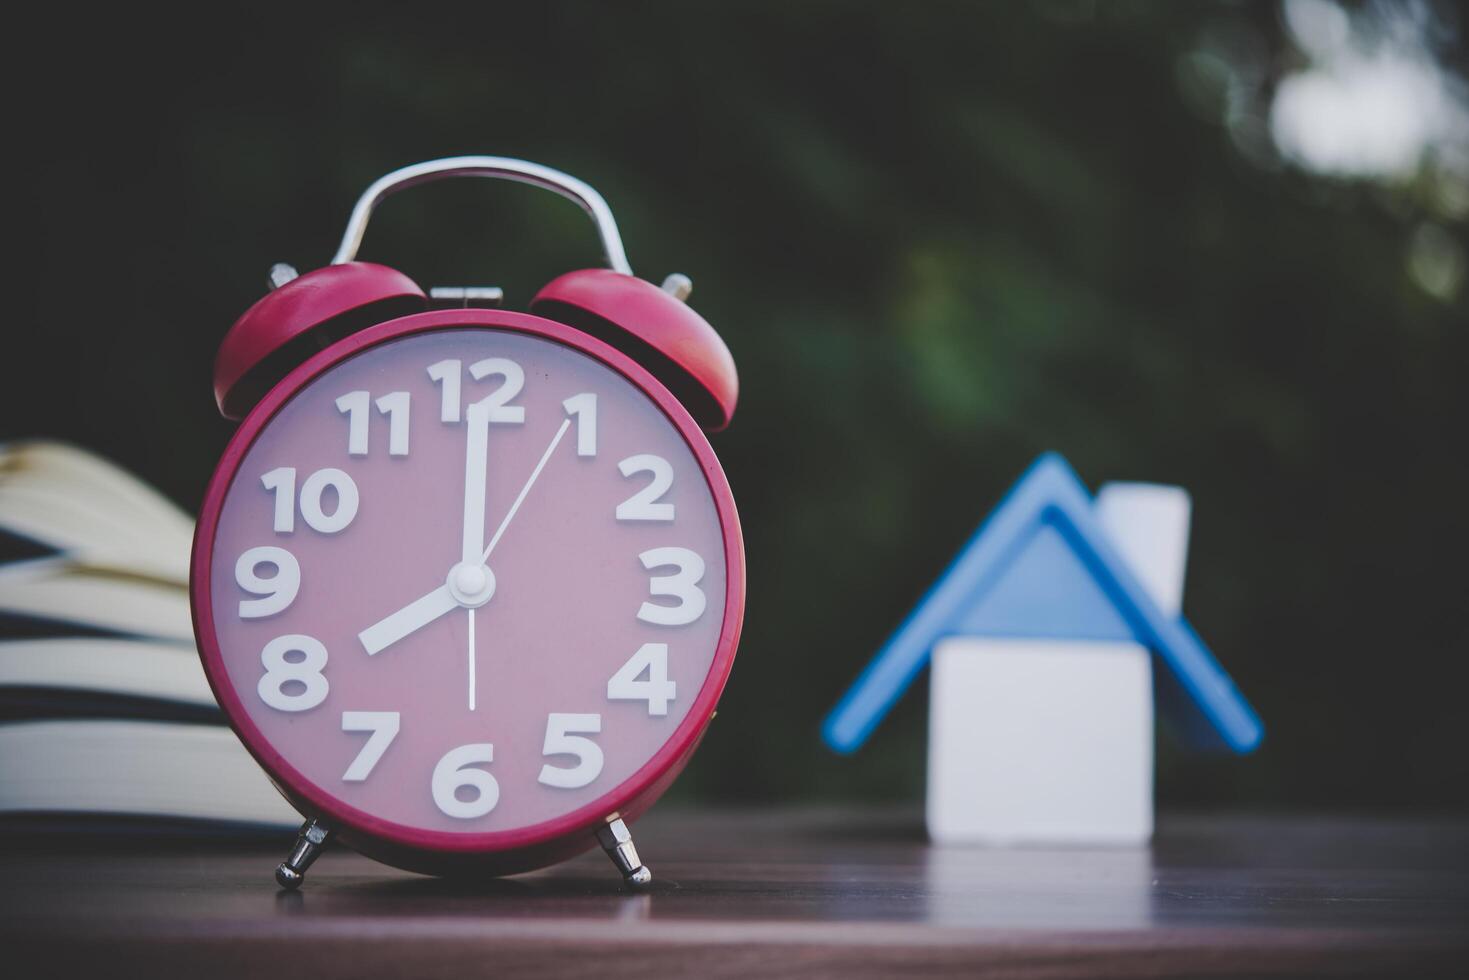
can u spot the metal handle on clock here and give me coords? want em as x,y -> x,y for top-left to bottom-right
330,156 -> 634,276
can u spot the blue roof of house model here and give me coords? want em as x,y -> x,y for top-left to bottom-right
823,452 -> 1263,756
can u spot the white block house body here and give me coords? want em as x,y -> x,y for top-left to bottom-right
823,454 -> 1262,846
927,638 -> 1154,844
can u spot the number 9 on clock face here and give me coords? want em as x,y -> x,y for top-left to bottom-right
200,326 -> 735,839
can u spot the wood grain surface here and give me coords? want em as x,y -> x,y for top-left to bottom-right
1,808 -> 1464,978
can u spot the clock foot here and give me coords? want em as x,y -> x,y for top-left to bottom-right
596,817 -> 652,886
275,818 -> 331,890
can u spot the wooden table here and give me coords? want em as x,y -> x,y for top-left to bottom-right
2,808 -> 1464,977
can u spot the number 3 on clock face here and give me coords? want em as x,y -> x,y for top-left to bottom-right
200,324 -> 738,842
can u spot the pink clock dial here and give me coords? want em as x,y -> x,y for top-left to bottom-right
193,312 -> 741,870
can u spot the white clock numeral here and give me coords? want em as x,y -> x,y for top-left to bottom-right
427,359 -> 462,423
262,467 -> 359,534
637,547 -> 707,626
538,713 -> 604,789
607,643 -> 676,716
336,389 -> 411,456
616,454 -> 675,521
336,390 -> 371,456
340,711 -> 400,782
258,634 -> 329,712
261,467 -> 296,533
562,393 -> 597,457
375,391 -> 411,456
299,468 -> 359,533
235,546 -> 299,618
432,743 -> 500,818
428,358 -> 527,424
468,357 -> 526,423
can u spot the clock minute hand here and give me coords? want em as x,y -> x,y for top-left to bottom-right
481,418 -> 570,564
461,402 -> 491,564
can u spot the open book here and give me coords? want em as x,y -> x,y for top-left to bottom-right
0,441 -> 299,831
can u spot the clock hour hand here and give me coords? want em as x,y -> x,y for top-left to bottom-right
358,585 -> 459,655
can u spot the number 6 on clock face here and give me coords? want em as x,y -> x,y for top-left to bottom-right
433,743 -> 499,819
201,324 -> 738,846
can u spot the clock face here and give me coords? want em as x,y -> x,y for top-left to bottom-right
201,323 -> 734,840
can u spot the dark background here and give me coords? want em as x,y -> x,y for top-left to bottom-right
7,2 -> 1466,812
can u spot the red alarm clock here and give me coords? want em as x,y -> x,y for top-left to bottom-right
191,158 -> 744,888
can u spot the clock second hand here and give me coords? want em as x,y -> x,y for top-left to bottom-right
467,606 -> 476,712
481,418 -> 571,565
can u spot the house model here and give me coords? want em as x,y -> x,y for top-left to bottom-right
823,453 -> 1262,845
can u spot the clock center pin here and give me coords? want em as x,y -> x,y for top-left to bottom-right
447,562 -> 496,607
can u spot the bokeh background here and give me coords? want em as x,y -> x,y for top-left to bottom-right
8,1 -> 1467,812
